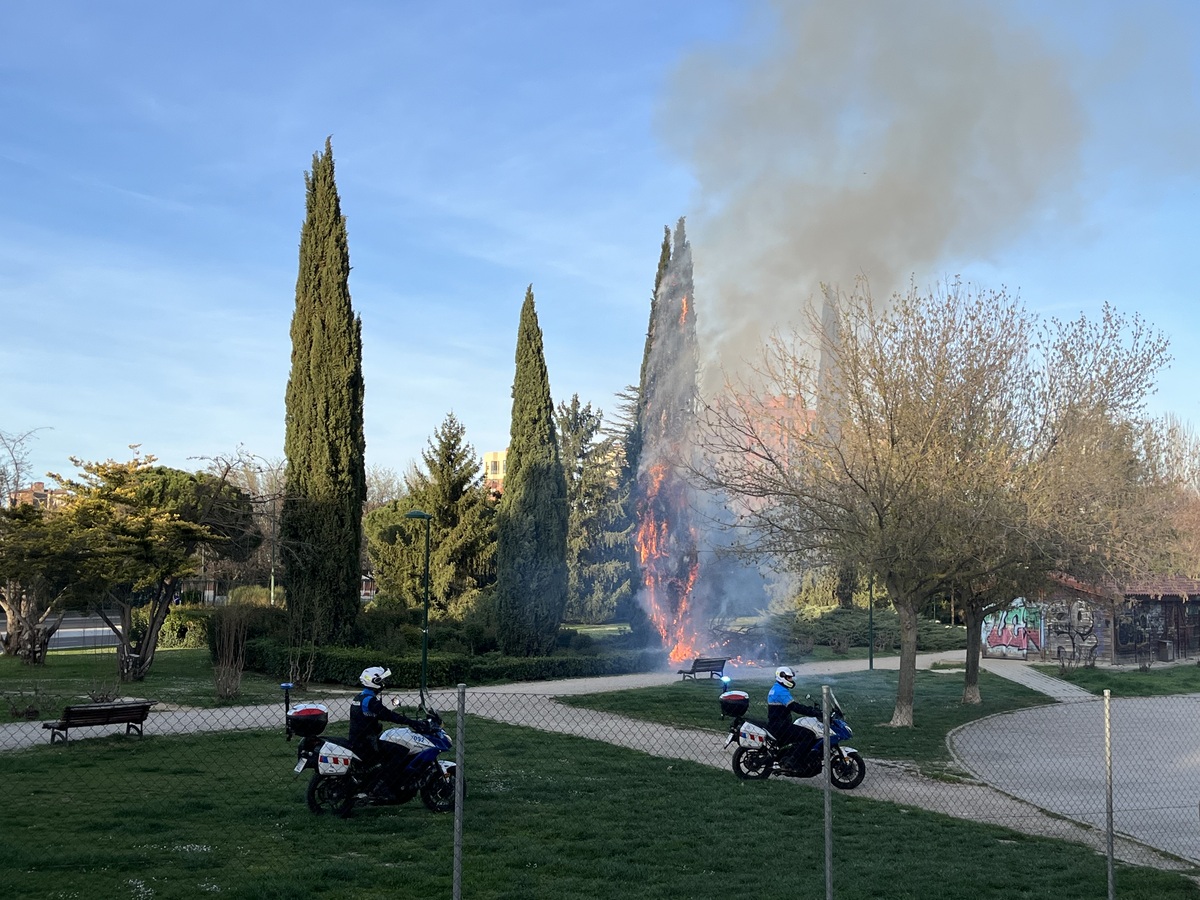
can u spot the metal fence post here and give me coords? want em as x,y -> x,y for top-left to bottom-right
1104,689 -> 1114,900
454,683 -> 466,900
823,684 -> 833,900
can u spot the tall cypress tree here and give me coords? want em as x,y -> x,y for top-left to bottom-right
610,226 -> 673,642
280,138 -> 366,659
495,286 -> 568,656
622,226 -> 672,476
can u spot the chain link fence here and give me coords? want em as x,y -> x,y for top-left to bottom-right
3,682 -> 1198,897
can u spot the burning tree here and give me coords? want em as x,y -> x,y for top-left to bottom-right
632,219 -> 705,663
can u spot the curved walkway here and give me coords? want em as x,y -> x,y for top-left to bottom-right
465,652 -> 1194,870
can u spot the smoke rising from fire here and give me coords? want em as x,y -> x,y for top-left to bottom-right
658,0 -> 1087,379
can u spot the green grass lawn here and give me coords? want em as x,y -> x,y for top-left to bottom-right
560,668 -> 1053,775
4,718 -> 1196,899
1034,660 -> 1200,697
5,650 -> 1199,896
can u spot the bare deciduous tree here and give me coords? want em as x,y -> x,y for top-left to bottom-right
694,280 -> 1171,725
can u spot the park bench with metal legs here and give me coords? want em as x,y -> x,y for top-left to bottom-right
677,657 -> 729,680
42,700 -> 156,744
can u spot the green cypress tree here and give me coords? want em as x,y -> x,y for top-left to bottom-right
495,286 -> 569,656
621,226 -> 672,475
280,138 -> 366,660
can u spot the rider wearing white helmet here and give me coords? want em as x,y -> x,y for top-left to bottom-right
767,665 -> 821,773
348,666 -> 419,799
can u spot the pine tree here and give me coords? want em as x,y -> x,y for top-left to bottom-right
364,413 -> 496,619
280,138 -> 366,657
557,395 -> 633,624
495,286 -> 569,656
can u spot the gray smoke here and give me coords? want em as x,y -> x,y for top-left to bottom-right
658,0 -> 1086,381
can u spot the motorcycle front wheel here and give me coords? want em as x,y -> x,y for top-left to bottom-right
830,750 -> 866,790
307,773 -> 356,817
420,766 -> 462,812
731,746 -> 773,780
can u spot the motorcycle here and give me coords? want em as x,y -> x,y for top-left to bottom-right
282,684 -> 460,818
719,687 -> 866,789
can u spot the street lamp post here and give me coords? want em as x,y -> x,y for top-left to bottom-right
405,509 -> 433,712
867,571 -> 875,670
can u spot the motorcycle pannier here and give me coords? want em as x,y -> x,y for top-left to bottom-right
719,690 -> 750,718
287,702 -> 329,737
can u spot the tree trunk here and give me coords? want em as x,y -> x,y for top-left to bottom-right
888,595 -> 918,727
0,593 -> 64,665
100,585 -> 174,682
961,603 -> 983,705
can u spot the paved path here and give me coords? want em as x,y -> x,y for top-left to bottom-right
456,651 -> 1194,869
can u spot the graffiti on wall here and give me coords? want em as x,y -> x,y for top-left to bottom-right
1044,598 -> 1100,665
1116,605 -> 1163,649
981,599 -> 1043,660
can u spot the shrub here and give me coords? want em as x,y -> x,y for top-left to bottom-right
228,585 -> 284,607
242,637 -> 667,688
767,606 -> 967,654
207,605 -> 287,659
133,605 -> 211,650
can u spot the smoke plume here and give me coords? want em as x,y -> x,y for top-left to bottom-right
658,0 -> 1085,380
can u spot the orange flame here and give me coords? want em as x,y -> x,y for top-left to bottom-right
635,460 -> 702,664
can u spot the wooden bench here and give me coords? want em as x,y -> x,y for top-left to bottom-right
42,700 -> 156,744
677,657 -> 729,680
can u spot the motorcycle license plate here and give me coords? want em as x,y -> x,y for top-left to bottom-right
293,759 -> 307,774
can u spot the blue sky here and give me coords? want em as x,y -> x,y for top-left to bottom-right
3,1 -> 1198,486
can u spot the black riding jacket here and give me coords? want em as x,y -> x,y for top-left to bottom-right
348,687 -> 414,753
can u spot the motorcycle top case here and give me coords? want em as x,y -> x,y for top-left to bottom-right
719,690 -> 750,718
737,721 -> 769,748
287,702 -> 329,737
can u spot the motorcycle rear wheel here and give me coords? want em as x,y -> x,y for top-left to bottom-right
307,773 -> 356,817
830,751 -> 866,790
731,746 -> 773,780
420,766 -> 461,812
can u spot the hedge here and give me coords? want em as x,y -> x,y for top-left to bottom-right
244,637 -> 668,689
132,605 -> 212,650
768,607 -> 968,653
205,605 -> 289,658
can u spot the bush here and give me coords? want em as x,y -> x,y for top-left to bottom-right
767,606 -> 967,654
352,608 -> 421,656
132,605 -> 211,650
556,629 -> 598,655
207,605 -> 287,659
228,585 -> 284,607
915,617 -> 969,651
242,637 -> 667,689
